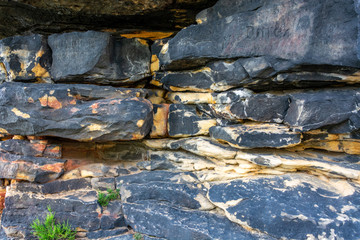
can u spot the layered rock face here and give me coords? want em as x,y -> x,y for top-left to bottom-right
1,0 -> 360,239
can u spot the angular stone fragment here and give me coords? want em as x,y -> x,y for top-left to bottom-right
0,82 -> 153,141
210,123 -> 301,149
122,202 -> 272,240
160,0 -> 360,70
168,104 -> 216,137
0,34 -> 51,82
284,89 -> 358,132
48,31 -> 151,84
155,59 -> 249,92
211,93 -> 289,123
208,174 -> 360,239
0,152 -> 65,183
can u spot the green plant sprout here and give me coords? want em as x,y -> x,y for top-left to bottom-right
31,206 -> 76,240
97,188 -> 120,207
133,232 -> 144,240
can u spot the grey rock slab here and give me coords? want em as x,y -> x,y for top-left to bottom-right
160,0 -> 360,70
49,31 -> 151,85
208,173 -> 360,239
122,202 -> 273,240
210,123 -> 301,149
0,82 -> 153,141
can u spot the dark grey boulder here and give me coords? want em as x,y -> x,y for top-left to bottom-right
208,174 -> 360,239
160,0 -> 360,70
48,31 -> 151,85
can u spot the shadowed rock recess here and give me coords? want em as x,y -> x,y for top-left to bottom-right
1,0 -> 360,239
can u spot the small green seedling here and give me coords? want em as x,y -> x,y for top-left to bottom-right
133,232 -> 144,240
31,206 -> 76,240
97,188 -> 120,207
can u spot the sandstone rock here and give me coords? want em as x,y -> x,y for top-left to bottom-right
0,152 -> 65,183
48,31 -> 151,85
160,0 -> 360,70
150,104 -> 169,138
0,34 -> 51,82
210,123 -> 301,149
0,82 -> 153,141
168,104 -> 216,137
208,174 -> 360,239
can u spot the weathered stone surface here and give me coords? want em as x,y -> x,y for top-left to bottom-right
208,174 -> 360,239
118,171 -> 213,210
155,59 -> 249,92
1,178 -> 127,239
166,88 -> 254,104
168,104 -> 216,137
122,202 -> 272,240
210,123 -> 301,149
212,93 -> 289,123
0,152 -> 65,183
0,34 -> 51,82
49,31 -> 151,84
0,82 -> 153,141
160,0 -> 360,71
150,104 -> 169,138
284,89 -> 359,132
0,139 -> 61,158
291,130 -> 360,155
0,1 -> 217,38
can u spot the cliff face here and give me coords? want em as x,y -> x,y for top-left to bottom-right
1,0 -> 360,239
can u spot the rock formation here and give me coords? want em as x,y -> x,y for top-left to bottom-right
0,0 -> 360,239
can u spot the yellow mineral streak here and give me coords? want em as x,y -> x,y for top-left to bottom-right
87,124 -> 103,131
160,42 -> 169,54
0,128 -> 8,134
31,63 -> 50,78
151,54 -> 160,73
0,62 -> 7,78
11,108 -> 30,119
136,119 -> 144,127
120,31 -> 173,41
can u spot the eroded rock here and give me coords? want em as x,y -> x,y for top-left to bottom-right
210,123 -> 302,149
208,174 -> 360,239
0,34 -> 51,82
49,31 -> 151,85
0,82 -> 153,141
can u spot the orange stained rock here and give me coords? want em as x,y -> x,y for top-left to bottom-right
120,31 -> 173,41
40,162 -> 64,173
12,135 -> 26,140
151,54 -> 160,73
47,96 -> 62,109
132,132 -> 144,140
31,63 -> 50,78
150,104 -> 169,138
